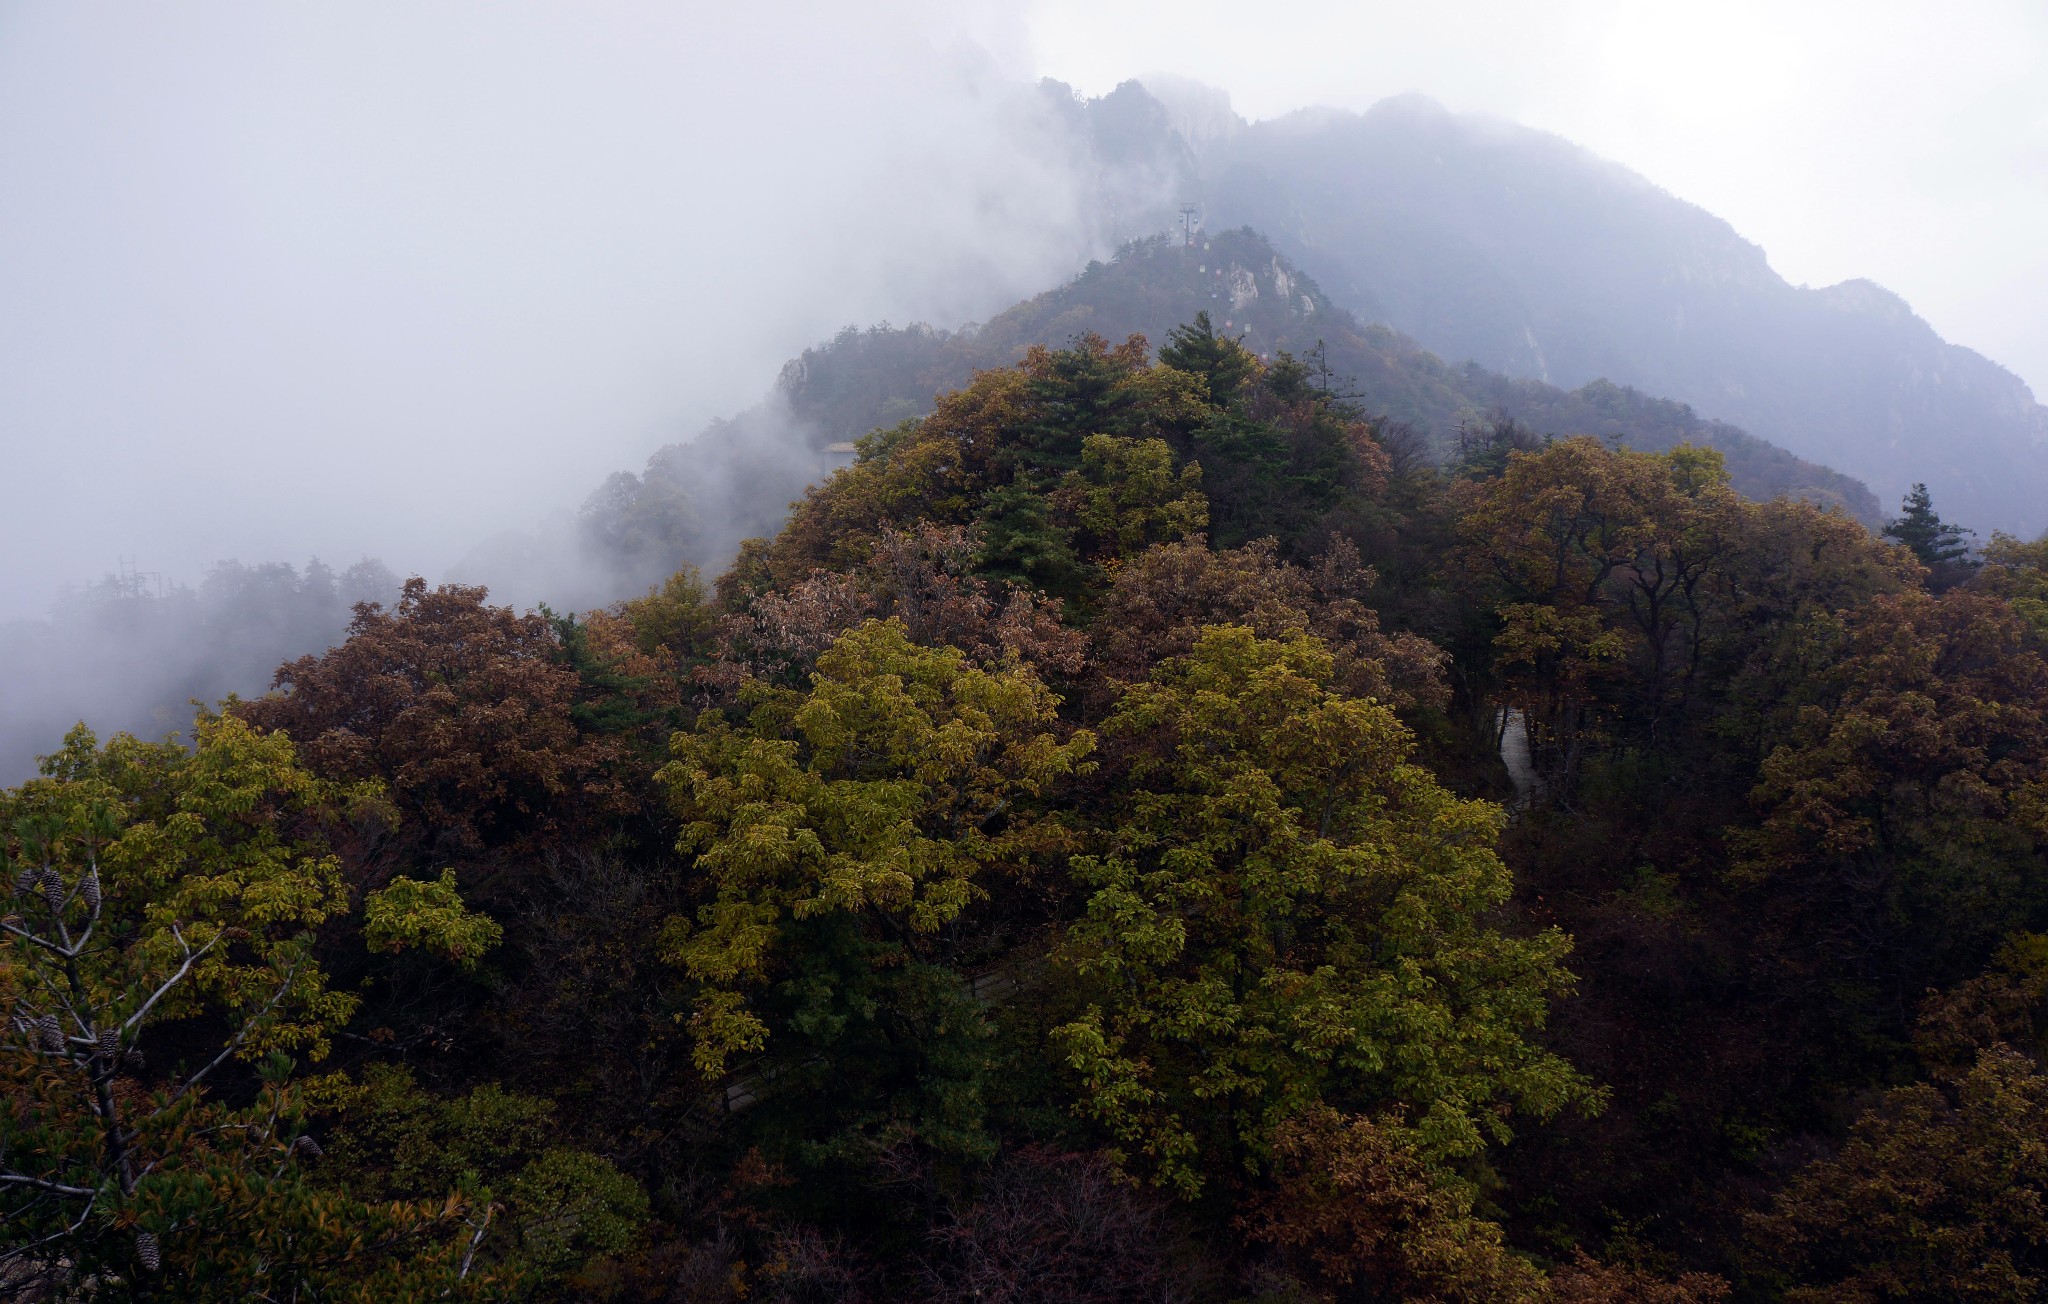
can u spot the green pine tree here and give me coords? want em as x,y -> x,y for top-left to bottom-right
1884,482 -> 1976,568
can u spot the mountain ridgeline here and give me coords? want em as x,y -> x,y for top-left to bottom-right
0,228 -> 1883,789
1155,86 -> 2048,537
584,229 -> 1878,591
589,73 -> 2048,595
13,78 -> 2008,790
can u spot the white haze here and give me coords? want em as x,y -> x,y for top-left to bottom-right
10,1 -> 2040,614
1028,0 -> 2048,406
0,2 -> 1101,616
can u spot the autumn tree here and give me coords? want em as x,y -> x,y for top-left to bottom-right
239,578 -> 638,865
1092,536 -> 1447,711
1242,1106 -> 1548,1302
1911,932 -> 2048,1077
695,524 -> 1083,702
1973,531 -> 2048,636
659,619 -> 1094,1159
0,717 -> 497,1296
1746,1045 -> 2048,1301
762,329 -> 1358,600
1046,434 -> 1208,563
1732,588 -> 2048,1032
309,1064 -> 648,1295
616,565 -> 722,665
1709,494 -> 1922,748
1246,1107 -> 1724,1302
859,524 -> 1086,675
1456,438 -> 1744,776
762,364 -> 1040,584
912,1147 -> 1204,1303
1051,626 -> 1593,1198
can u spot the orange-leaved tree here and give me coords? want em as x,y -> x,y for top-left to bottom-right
239,578 -> 638,866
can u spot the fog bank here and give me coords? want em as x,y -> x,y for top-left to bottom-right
0,3 -> 1122,616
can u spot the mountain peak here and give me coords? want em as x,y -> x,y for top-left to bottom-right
586,222 -> 1878,597
1814,277 -> 1916,322
1177,96 -> 2048,532
1133,74 -> 1245,156
1362,91 -> 1453,120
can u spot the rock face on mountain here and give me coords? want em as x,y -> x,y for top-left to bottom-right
1156,87 -> 2048,536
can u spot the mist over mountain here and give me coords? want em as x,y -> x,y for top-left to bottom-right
0,557 -> 399,782
0,9 -> 1196,619
441,80 -> 1229,610
16,23 -> 2048,1293
1123,82 -> 2048,537
577,226 -> 1876,597
4,71 -> 1953,785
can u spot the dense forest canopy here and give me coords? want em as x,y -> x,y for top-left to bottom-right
7,317 -> 2048,1301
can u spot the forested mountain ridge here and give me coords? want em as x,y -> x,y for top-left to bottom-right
790,229 -> 1875,513
1125,83 -> 2048,536
9,61 -> 2048,1299
12,313 -> 2048,1298
0,230 -> 1866,788
585,228 -> 1877,593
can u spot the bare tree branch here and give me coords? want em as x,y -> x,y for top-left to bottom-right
457,1202 -> 495,1281
169,955 -> 305,1106
0,1183 -> 104,1267
0,918 -> 77,958
121,926 -> 221,1035
0,1173 -> 99,1198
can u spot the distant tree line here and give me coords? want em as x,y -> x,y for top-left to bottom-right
0,557 -> 397,782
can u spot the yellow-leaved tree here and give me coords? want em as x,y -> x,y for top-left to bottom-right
0,715 -> 504,1299
1052,626 -> 1596,1199
659,618 -> 1094,1158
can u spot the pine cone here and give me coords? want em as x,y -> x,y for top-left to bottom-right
37,1014 -> 62,1052
13,866 -> 36,896
80,869 -> 101,911
124,1048 -> 145,1071
293,1134 -> 324,1159
98,1026 -> 121,1058
136,1230 -> 161,1272
40,870 -> 63,912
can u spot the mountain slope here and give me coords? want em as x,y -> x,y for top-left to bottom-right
779,229 -> 1874,514
584,229 -> 1876,592
1160,88 -> 2048,535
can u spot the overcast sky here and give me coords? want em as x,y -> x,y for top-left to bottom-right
0,1 -> 2041,614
